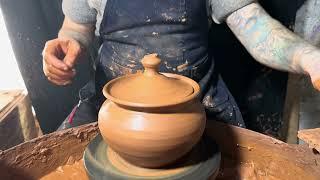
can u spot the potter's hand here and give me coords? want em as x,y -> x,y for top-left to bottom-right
300,48 -> 320,91
42,38 -> 81,86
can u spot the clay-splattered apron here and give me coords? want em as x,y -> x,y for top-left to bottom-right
58,0 -> 245,130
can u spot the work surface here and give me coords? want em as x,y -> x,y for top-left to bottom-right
0,121 -> 319,180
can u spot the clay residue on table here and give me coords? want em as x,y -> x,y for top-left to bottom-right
0,123 -> 99,180
1,120 -> 320,180
206,121 -> 320,180
40,154 -> 299,180
298,128 -> 320,152
41,160 -> 88,180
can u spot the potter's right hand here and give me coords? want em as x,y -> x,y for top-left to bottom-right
42,38 -> 82,86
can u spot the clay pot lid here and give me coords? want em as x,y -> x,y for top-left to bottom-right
103,54 -> 200,108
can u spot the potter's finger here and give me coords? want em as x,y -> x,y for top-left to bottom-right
43,40 -> 70,71
47,77 -> 72,86
44,53 -> 70,71
43,62 -> 74,81
47,64 -> 76,79
63,40 -> 81,68
46,70 -> 73,82
312,79 -> 320,91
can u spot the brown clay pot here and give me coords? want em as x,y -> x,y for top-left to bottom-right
98,54 -> 206,168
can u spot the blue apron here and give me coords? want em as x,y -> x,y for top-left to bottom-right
58,0 -> 245,130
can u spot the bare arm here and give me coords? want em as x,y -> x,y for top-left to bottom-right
42,17 -> 95,85
58,17 -> 95,49
226,3 -> 320,89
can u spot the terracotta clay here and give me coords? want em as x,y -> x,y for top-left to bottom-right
298,128 -> 320,152
98,54 -> 206,168
1,121 -> 320,180
41,160 -> 88,180
0,123 -> 98,179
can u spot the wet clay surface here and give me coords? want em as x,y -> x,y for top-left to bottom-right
1,121 -> 320,180
105,54 -> 196,106
41,160 -> 88,180
98,98 -> 205,168
0,123 -> 99,180
206,120 -> 320,180
99,54 -> 206,168
40,148 -> 311,180
298,128 -> 320,152
40,121 -> 320,180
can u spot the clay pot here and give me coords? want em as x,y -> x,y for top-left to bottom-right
98,54 -> 206,168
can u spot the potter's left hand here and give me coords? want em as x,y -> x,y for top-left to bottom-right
301,50 -> 320,91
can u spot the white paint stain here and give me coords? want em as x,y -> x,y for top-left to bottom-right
161,13 -> 173,21
164,61 -> 173,69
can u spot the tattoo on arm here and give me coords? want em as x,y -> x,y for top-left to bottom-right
226,3 -> 318,74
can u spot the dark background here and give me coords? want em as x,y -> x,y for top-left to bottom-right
0,0 -> 305,134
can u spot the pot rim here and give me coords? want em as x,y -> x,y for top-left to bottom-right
103,73 -> 201,108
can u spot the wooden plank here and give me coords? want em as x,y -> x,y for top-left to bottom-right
0,123 -> 99,179
298,128 -> 320,152
0,90 -> 23,119
280,74 -> 302,143
0,94 -> 14,112
0,90 -> 39,150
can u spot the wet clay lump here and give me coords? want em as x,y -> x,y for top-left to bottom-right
41,160 -> 88,180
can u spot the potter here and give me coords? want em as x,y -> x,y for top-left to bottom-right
98,54 -> 206,168
43,0 -> 320,132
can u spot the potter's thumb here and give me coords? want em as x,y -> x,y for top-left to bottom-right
309,70 -> 320,91
312,78 -> 320,92
64,41 -> 81,68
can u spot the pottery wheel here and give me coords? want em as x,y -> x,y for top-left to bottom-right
84,134 -> 221,180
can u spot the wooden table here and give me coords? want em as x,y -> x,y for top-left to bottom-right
0,90 -> 40,150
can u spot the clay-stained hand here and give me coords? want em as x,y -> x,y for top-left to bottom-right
300,49 -> 320,91
42,38 -> 82,86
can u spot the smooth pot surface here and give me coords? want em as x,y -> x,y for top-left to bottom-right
98,99 -> 206,168
98,54 -> 206,168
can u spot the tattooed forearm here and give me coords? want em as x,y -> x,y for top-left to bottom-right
226,3 -> 320,74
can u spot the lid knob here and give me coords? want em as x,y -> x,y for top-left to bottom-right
141,54 -> 161,77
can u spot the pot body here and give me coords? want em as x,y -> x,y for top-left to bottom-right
98,99 -> 206,168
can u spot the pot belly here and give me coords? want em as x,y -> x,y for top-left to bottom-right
98,100 -> 206,168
